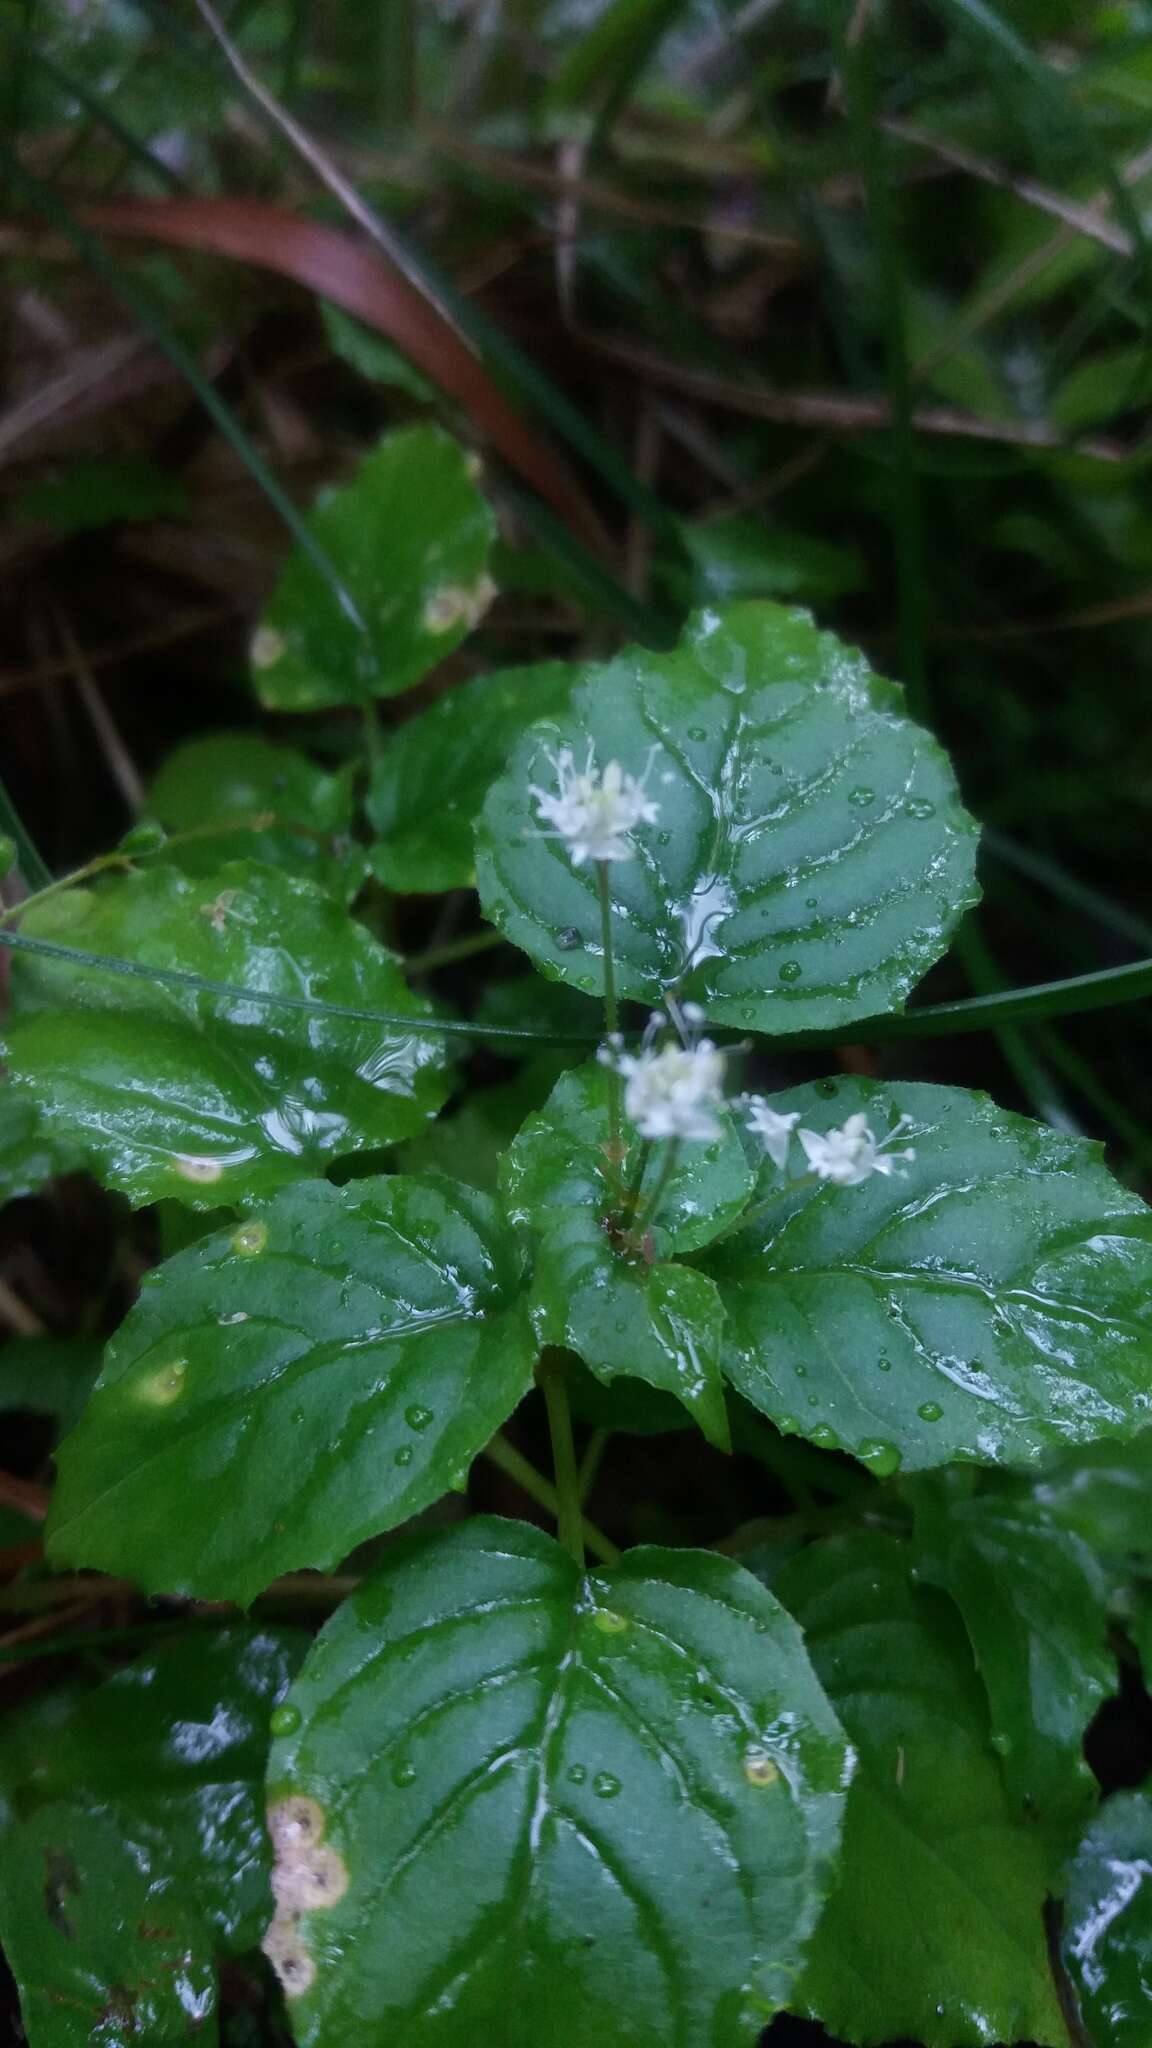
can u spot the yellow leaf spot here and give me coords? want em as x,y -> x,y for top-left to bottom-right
591,1609 -> 630,1635
743,1749 -> 780,1788
422,573 -> 496,636
173,1154 -> 225,1185
272,1844 -> 349,1913
231,1221 -> 268,1258
136,1360 -> 188,1406
262,1915 -> 316,1999
251,625 -> 286,670
268,1795 -> 326,1854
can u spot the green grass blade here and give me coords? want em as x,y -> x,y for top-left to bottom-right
0,779 -> 50,891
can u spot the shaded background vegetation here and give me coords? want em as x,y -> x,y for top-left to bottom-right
3,1 -> 1152,2041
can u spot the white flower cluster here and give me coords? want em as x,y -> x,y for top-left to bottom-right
600,1004 -> 725,1142
744,1098 -> 916,1186
530,742 -> 660,866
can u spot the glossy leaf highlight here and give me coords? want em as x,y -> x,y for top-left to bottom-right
704,1077 -> 1152,1473
476,603 -> 979,1032
2,862 -> 448,1208
265,1517 -> 850,2047
0,1629 -> 302,2048
779,1532 -> 1065,2048
48,1177 -> 536,1602
1062,1791 -> 1152,2047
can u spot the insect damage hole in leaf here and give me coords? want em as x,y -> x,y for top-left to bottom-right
261,1517 -> 852,2048
476,601 -> 980,1032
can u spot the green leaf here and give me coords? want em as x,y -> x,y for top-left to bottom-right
367,662 -> 573,893
321,299 -> 436,400
0,1627 -> 302,2048
1062,1791 -> 1152,2048
1,862 -> 449,1209
48,1177 -> 536,1603
14,454 -> 188,534
674,515 -> 865,607
149,732 -> 367,902
778,1531 -> 1066,2048
1032,1429 -> 1152,1556
914,1483 -> 1115,1823
703,1077 -> 1152,1474
0,1079 -> 84,1201
476,602 -> 979,1032
502,1062 -> 755,1443
0,1335 -> 102,1432
263,1517 -> 850,2045
251,426 -> 497,711
506,1062 -> 755,1259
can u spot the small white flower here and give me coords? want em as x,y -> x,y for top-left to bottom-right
616,1039 -> 727,1141
529,742 -> 660,866
744,1099 -> 800,1170
798,1112 -> 916,1187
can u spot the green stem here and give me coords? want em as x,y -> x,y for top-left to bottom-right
403,929 -> 504,977
708,1170 -> 818,1248
485,1434 -> 617,1565
0,852 -> 131,927
537,1353 -> 585,1566
596,860 -> 624,1175
620,1136 -> 653,1223
633,1137 -> 681,1237
578,1428 -> 609,1506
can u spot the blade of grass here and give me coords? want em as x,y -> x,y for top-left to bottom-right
0,930 -> 596,1046
376,0 -> 415,130
18,46 -> 186,193
937,0 -> 1151,275
0,778 -> 50,891
548,0 -> 688,148
0,148 -> 368,641
1,929 -> 1150,1046
985,831 -> 1152,955
843,18 -> 924,708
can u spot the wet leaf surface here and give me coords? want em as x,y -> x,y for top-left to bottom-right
264,1518 -> 850,2047
368,661 -> 572,894
48,1177 -> 537,1603
778,1531 -> 1066,2048
914,1483 -> 1116,1823
0,1628 -> 303,2048
149,733 -> 366,902
502,1063 -> 754,1442
703,1076 -> 1152,1473
2,862 -> 449,1209
476,602 -> 979,1032
1063,1791 -> 1152,2048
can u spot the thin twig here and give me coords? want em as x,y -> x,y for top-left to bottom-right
53,609 -> 145,813
579,331 -> 1129,461
0,1276 -> 44,1338
885,118 -> 1133,255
